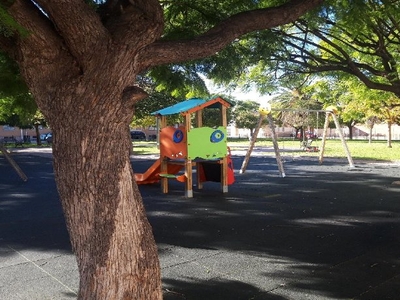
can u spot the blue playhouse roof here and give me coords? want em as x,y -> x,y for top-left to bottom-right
151,98 -> 206,116
151,97 -> 231,116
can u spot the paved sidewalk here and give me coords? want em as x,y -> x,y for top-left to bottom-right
1,149 -> 400,299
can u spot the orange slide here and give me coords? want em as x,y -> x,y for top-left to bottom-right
135,159 -> 184,185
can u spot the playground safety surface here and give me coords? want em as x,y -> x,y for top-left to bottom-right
1,148 -> 400,300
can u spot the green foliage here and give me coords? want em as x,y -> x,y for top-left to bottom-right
151,0 -> 290,95
270,85 -> 324,133
231,99 -> 265,133
200,94 -> 235,128
162,0 -> 276,40
131,91 -> 181,128
0,52 -> 29,97
0,5 -> 28,37
0,52 -> 38,127
147,65 -> 209,99
219,0 -> 400,104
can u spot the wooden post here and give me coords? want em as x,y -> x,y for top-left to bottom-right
184,114 -> 191,132
185,160 -> 193,198
184,112 -> 193,197
161,158 -> 168,194
221,105 -> 228,193
318,112 -> 330,164
331,113 -> 355,168
240,115 -> 264,174
196,110 -> 202,127
267,114 -> 286,178
221,157 -> 228,193
221,106 -> 227,127
159,115 -> 168,193
0,144 -> 28,181
160,115 -> 167,128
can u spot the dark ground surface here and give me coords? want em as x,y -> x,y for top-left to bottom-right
1,149 -> 400,300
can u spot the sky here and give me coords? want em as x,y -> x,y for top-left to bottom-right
203,76 -> 274,104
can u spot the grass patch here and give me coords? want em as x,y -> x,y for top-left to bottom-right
7,138 -> 398,162
228,138 -> 400,162
132,141 -> 159,155
131,138 -> 400,162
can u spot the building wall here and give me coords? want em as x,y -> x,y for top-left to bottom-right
228,123 -> 400,140
0,125 -> 51,140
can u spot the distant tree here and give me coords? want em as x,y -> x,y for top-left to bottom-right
236,0 -> 400,101
308,77 -> 364,139
231,100 -> 266,137
270,84 -> 323,139
0,52 -> 41,142
369,94 -> 400,147
131,91 -> 181,128
31,110 -> 47,145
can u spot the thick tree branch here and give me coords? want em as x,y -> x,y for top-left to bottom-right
137,0 -> 324,71
102,0 -> 164,48
7,0 -> 81,102
35,0 -> 110,68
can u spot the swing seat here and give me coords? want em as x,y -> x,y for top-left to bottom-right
306,146 -> 319,152
301,139 -> 319,152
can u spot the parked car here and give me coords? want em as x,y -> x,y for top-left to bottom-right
130,130 -> 146,140
147,134 -> 157,141
42,132 -> 53,144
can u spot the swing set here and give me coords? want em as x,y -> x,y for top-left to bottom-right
240,105 -> 355,177
298,109 -> 320,152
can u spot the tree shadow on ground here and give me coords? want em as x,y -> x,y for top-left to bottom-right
140,155 -> 400,299
0,155 -> 71,253
2,154 -> 400,299
162,278 -> 286,300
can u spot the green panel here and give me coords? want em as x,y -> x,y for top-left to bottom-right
187,126 -> 227,160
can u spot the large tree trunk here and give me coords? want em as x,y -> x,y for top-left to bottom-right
49,88 -> 162,299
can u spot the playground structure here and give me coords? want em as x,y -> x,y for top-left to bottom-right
240,106 -> 355,175
134,97 -> 235,198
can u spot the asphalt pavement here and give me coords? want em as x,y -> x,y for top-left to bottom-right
1,147 -> 400,300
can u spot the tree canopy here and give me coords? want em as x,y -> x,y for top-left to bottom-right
0,52 -> 37,127
232,0 -> 400,99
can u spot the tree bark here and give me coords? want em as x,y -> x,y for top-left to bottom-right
347,124 -> 353,140
368,126 -> 373,144
387,121 -> 392,148
34,124 -> 42,146
50,89 -> 162,299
